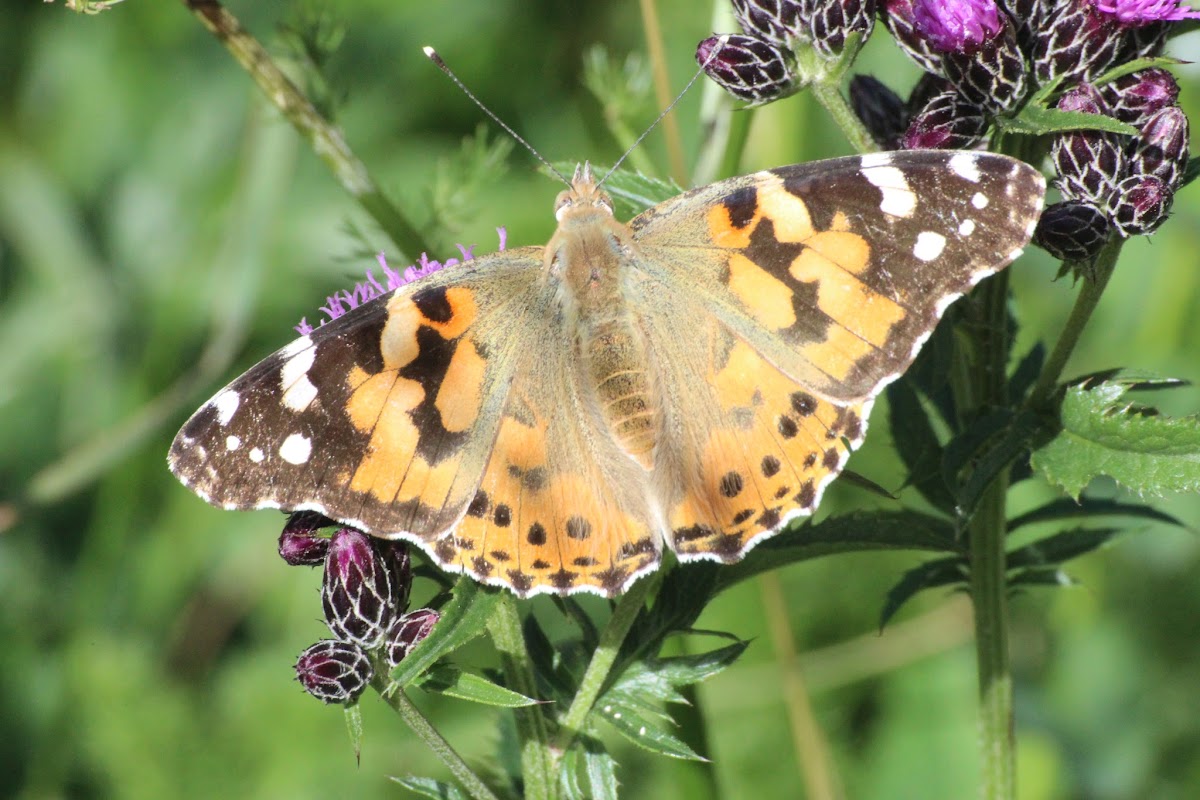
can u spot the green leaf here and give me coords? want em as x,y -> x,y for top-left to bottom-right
715,509 -> 960,594
880,557 -> 967,628
1181,155 -> 1200,189
1006,527 -> 1122,570
548,161 -> 681,217
344,702 -> 363,763
415,665 -> 540,708
1007,497 -> 1184,531
1008,342 -> 1046,404
597,702 -> 708,761
1008,566 -> 1075,589
607,640 -> 749,707
1091,56 -> 1187,87
390,578 -> 499,687
1031,379 -> 1200,498
390,776 -> 470,800
560,737 -> 619,800
887,377 -> 955,515
996,105 -> 1138,137
950,410 -> 1046,518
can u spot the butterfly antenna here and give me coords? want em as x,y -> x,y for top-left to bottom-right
598,35 -> 727,188
424,46 -> 572,186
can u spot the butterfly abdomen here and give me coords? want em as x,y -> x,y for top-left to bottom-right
583,319 -> 657,470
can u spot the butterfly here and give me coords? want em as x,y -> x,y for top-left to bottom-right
169,150 -> 1045,597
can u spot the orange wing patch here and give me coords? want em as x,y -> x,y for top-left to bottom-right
668,336 -> 865,561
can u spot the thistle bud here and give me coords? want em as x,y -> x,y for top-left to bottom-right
880,0 -> 946,74
1129,106 -> 1190,191
322,528 -> 394,648
850,75 -> 909,149
295,640 -> 373,704
807,0 -> 876,58
278,511 -> 332,567
732,0 -> 805,46
384,608 -> 442,668
1033,200 -> 1112,260
377,539 -> 414,615
1031,0 -> 1122,85
1051,84 -> 1126,206
1108,174 -> 1173,236
696,34 -> 799,104
1098,68 -> 1180,126
902,90 -> 989,149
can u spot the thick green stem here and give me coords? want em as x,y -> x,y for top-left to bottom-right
487,594 -> 557,800
1026,238 -> 1124,410
373,679 -> 500,800
183,0 -> 431,258
963,271 -> 1015,800
552,575 -> 656,756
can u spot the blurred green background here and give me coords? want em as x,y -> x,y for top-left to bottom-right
3,2 -> 1200,798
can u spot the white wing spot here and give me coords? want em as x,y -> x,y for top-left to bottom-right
1008,247 -> 1025,261
281,346 -> 319,413
862,165 -> 916,218
860,152 -> 894,168
249,447 -> 265,463
280,335 -> 313,359
959,219 -> 977,236
972,192 -> 990,209
279,434 -> 312,465
913,231 -> 947,262
213,391 -> 240,426
949,152 -> 982,182
225,435 -> 241,451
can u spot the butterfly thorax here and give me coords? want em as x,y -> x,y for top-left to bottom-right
547,166 -> 658,470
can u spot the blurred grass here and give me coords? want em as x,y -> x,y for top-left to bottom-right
2,2 -> 1200,799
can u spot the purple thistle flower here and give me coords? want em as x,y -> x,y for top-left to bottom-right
912,0 -> 1005,53
1093,0 -> 1200,24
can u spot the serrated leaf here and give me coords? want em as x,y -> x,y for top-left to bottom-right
996,105 -> 1138,137
548,161 -> 681,217
1006,527 -> 1122,570
887,377 -> 955,514
1065,369 -> 1190,393
1091,56 -> 1186,87
597,702 -> 708,761
415,665 -> 539,707
880,556 -> 967,628
715,509 -> 960,594
953,411 -> 1046,517
390,776 -> 470,800
1031,380 -> 1200,498
1007,497 -> 1184,531
344,703 -> 363,763
560,738 -> 619,800
390,578 -> 499,687
606,641 -> 749,707
620,560 -> 719,667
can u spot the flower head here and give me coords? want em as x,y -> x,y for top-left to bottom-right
1093,0 -> 1200,24
912,0 -> 1005,53
322,528 -> 395,648
295,640 -> 373,704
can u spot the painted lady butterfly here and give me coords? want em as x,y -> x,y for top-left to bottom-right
170,150 -> 1045,596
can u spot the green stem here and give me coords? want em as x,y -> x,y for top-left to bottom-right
1025,238 -> 1124,410
183,0 -> 432,258
963,270 -> 1015,800
638,0 -> 688,185
373,679 -> 500,800
809,81 -> 876,155
486,594 -> 557,800
552,574 -> 656,755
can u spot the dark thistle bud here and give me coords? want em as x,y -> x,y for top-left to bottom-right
1031,0 -> 1122,85
1108,173 -> 1173,235
384,608 -> 441,668
850,75 -> 909,148
902,89 -> 989,149
880,0 -> 946,74
295,640 -> 373,704
1098,68 -> 1181,126
696,34 -> 800,104
1033,200 -> 1112,260
1009,0 -> 1053,54
1129,105 -> 1190,190
377,539 -> 414,615
732,0 -> 806,46
807,0 -> 876,58
322,528 -> 393,648
278,511 -> 332,566
1051,84 -> 1127,206
912,0 -> 1028,114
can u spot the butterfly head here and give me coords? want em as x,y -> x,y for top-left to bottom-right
555,162 -> 615,224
